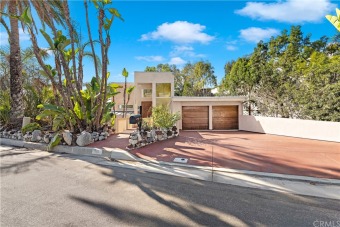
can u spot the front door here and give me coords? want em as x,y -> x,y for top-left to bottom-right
141,101 -> 152,118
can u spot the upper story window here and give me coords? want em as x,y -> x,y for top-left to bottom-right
143,89 -> 152,98
156,83 -> 171,97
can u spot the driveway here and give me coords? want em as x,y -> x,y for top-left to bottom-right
90,131 -> 340,179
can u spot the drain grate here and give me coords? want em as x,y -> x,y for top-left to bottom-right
173,157 -> 188,163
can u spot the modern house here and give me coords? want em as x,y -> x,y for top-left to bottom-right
115,72 -> 245,130
111,72 -> 339,142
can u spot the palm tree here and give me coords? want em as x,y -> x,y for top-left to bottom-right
7,1 -> 24,128
0,0 -> 64,128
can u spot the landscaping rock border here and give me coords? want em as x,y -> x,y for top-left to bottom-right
0,138 -> 138,161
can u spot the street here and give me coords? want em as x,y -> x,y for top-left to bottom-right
1,145 -> 340,227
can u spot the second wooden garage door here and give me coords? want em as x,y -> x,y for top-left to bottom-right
212,106 -> 238,130
182,106 -> 209,130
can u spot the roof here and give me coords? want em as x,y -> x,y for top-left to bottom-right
172,96 -> 246,102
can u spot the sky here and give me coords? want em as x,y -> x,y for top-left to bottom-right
1,0 -> 339,84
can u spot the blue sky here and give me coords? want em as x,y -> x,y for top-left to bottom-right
1,0 -> 339,83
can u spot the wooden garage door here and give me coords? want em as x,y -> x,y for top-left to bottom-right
212,106 -> 238,130
182,106 -> 209,130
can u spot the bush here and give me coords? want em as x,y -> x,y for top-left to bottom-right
152,105 -> 181,129
0,90 -> 10,126
22,122 -> 41,134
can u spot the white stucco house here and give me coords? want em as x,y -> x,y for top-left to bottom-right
132,72 -> 246,130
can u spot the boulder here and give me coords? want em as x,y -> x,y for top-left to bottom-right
98,136 -> 105,141
31,130 -> 42,142
62,130 -> 73,146
76,131 -> 93,146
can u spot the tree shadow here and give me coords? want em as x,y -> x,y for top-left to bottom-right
77,165 -> 340,227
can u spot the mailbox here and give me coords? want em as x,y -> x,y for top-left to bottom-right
129,114 -> 141,124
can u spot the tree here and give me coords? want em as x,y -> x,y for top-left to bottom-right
24,0 -> 123,131
219,25 -> 340,121
0,0 -> 65,128
121,68 -> 135,118
7,1 -> 23,128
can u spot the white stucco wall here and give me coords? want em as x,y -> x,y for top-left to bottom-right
239,115 -> 340,142
134,72 -> 175,114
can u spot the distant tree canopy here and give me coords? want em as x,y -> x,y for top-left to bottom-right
220,26 -> 340,122
144,61 -> 217,96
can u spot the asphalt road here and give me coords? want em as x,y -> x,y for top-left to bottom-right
1,146 -> 340,227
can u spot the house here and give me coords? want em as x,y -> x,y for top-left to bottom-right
110,72 -> 339,142
113,72 -> 246,130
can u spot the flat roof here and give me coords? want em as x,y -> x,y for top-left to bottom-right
172,96 -> 246,102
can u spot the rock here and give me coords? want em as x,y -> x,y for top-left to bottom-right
24,133 -> 32,142
76,131 -> 93,146
44,134 -> 50,143
92,132 -> 98,136
100,132 -> 106,136
103,125 -> 108,132
98,136 -> 105,141
62,130 -> 73,146
31,130 -> 42,142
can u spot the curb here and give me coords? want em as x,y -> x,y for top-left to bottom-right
134,158 -> 340,186
2,138 -> 339,185
0,138 -> 137,161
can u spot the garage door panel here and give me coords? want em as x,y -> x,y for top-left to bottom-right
212,106 -> 238,130
183,118 -> 209,124
182,106 -> 209,130
182,112 -> 209,118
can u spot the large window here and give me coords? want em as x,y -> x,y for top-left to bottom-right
156,83 -> 171,106
156,83 -> 171,97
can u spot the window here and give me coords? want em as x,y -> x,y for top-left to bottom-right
143,89 -> 152,98
118,104 -> 134,109
156,83 -> 171,97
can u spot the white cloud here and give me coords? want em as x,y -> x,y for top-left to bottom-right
226,45 -> 237,51
140,21 -> 215,44
236,0 -> 336,23
169,57 -> 186,65
0,28 -> 30,46
170,45 -> 205,58
239,27 -> 279,43
226,41 -> 238,51
135,55 -> 165,62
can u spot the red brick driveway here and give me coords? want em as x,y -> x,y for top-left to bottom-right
90,131 -> 340,179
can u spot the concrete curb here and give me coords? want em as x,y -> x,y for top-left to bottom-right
136,159 -> 340,185
2,138 -> 339,185
0,138 -> 137,161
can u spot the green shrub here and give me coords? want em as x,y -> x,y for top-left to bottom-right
0,90 -> 10,125
152,105 -> 181,129
22,122 -> 41,134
